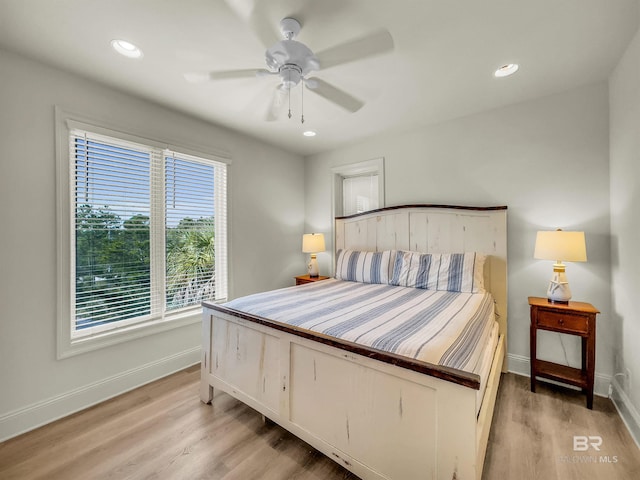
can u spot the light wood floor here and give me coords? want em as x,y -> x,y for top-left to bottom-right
484,373 -> 640,479
1,367 -> 639,480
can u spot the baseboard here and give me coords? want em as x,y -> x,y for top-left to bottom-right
507,353 -> 611,398
610,377 -> 640,449
507,353 -> 531,378
0,346 -> 200,442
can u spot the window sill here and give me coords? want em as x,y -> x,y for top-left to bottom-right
57,308 -> 202,359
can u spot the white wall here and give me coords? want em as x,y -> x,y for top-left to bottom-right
0,48 -> 304,440
610,22 -> 640,440
305,83 -> 613,392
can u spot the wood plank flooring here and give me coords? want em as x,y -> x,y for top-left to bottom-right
1,367 -> 638,479
484,373 -> 640,479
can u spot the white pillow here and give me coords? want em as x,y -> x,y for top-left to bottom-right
390,251 -> 486,293
335,249 -> 395,284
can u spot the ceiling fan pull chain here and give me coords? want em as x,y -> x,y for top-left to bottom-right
301,81 -> 305,124
288,69 -> 292,119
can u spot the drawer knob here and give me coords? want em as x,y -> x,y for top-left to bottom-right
558,318 -> 564,325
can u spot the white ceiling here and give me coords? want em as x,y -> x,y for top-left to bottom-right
1,0 -> 638,156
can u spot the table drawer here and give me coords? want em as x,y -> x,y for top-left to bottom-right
536,310 -> 589,334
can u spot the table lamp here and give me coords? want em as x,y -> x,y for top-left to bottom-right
302,233 -> 325,277
534,229 -> 587,304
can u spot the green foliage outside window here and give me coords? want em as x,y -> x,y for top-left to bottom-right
75,205 -> 215,328
166,217 -> 215,310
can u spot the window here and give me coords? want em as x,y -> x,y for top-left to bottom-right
332,158 -> 384,217
342,174 -> 379,216
56,113 -> 228,356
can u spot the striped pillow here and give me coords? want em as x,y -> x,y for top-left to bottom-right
335,250 -> 395,284
390,251 -> 486,293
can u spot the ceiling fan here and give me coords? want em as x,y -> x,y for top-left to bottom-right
184,3 -> 394,122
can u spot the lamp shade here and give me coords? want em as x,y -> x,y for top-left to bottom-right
302,233 -> 325,253
534,230 -> 587,262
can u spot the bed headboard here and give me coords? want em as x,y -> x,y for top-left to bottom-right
335,204 -> 508,342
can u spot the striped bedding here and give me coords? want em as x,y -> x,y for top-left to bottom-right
222,278 -> 496,375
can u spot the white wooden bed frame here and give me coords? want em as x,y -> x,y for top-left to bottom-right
201,205 -> 507,480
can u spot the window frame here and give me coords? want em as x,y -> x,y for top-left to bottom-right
330,158 -> 385,277
55,108 -> 230,359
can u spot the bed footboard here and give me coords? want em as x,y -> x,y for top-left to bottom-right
202,307 -> 492,480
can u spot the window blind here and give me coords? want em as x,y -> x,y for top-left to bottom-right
165,152 -> 219,310
343,174 -> 379,216
70,129 -> 227,337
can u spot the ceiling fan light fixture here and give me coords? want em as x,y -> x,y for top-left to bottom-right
303,130 -> 317,137
111,39 -> 143,59
280,64 -> 303,89
494,63 -> 519,77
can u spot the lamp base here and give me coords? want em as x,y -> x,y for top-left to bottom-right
546,267 -> 572,304
307,254 -> 319,277
547,298 -> 569,305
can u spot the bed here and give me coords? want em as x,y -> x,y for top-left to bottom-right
201,205 -> 507,480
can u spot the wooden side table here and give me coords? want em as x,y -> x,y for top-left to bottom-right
295,274 -> 330,286
529,296 -> 599,409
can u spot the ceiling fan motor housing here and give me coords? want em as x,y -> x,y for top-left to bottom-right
265,40 -> 319,78
265,18 -> 319,90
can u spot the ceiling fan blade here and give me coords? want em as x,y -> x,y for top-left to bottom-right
315,29 -> 394,70
305,77 -> 364,113
265,85 -> 287,121
184,69 -> 269,83
223,0 -> 280,49
303,77 -> 318,89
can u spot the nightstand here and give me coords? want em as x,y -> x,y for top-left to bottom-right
529,296 -> 599,409
295,274 -> 330,286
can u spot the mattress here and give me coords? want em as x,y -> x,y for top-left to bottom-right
223,279 -> 498,392
475,320 -> 499,415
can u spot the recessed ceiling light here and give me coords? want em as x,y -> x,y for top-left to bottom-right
111,39 -> 143,59
303,130 -> 317,137
494,63 -> 519,77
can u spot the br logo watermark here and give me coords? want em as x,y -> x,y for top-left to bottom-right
557,435 -> 618,464
573,435 -> 602,452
